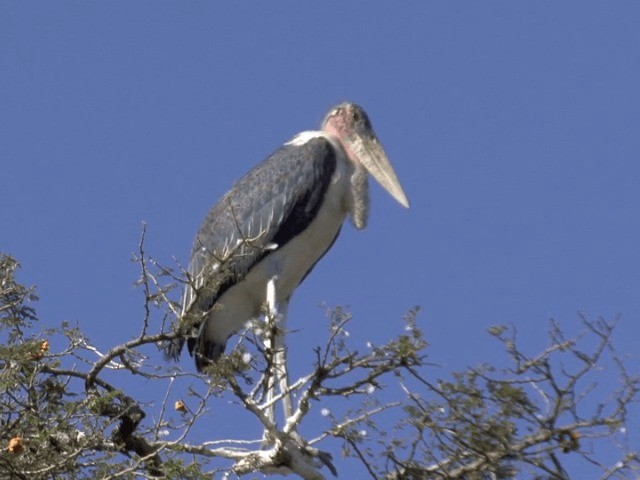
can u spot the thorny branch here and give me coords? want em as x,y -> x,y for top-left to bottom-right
1,234 -> 639,479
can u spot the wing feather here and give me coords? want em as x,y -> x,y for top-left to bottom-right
163,134 -> 337,360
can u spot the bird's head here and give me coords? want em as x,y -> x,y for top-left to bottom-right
322,102 -> 409,208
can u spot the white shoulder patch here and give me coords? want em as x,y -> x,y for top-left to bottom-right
285,130 -> 329,146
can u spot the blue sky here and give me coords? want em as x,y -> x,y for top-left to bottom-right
2,2 -> 639,477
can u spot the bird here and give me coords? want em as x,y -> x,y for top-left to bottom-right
164,102 -> 409,371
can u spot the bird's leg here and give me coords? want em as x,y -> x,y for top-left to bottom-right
265,274 -> 278,319
275,298 -> 293,421
263,275 -> 279,443
262,277 -> 294,445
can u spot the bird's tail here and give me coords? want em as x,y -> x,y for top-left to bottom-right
192,334 -> 227,372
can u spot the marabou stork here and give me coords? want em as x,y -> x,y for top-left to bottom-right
164,102 -> 409,371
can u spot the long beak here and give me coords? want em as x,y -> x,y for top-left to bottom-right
347,132 -> 410,208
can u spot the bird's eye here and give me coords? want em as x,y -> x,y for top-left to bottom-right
351,110 -> 360,121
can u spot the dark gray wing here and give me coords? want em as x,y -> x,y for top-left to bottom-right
164,135 -> 337,360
